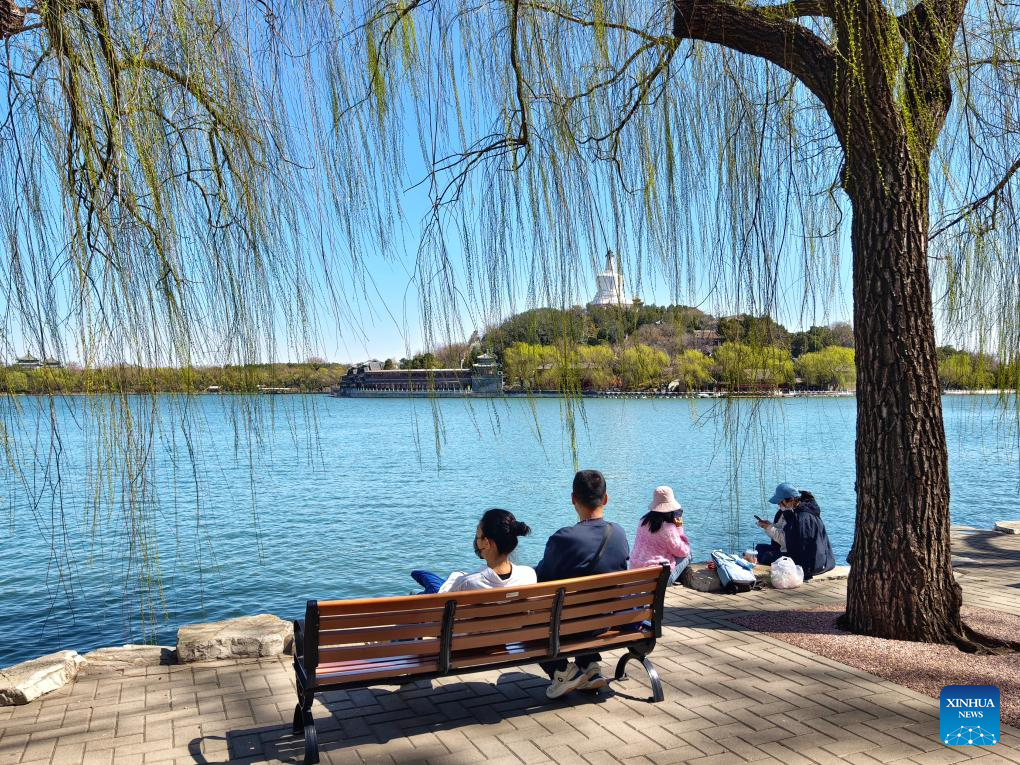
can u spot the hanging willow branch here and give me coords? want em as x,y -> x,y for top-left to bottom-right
1,0 -> 338,637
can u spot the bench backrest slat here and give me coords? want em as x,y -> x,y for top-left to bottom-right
446,608 -> 552,635
319,608 -> 446,629
451,623 -> 552,652
558,608 -> 652,637
448,588 -> 559,657
559,579 -> 658,606
318,622 -> 444,647
559,596 -> 650,622
319,638 -> 441,664
445,595 -> 554,621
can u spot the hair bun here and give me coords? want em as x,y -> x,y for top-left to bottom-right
515,521 -> 531,537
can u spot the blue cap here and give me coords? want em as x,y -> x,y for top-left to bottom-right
769,482 -> 800,504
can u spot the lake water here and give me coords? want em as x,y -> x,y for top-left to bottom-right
1,394 -> 1017,665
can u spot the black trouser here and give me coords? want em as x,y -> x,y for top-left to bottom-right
755,543 -> 781,566
540,653 -> 601,678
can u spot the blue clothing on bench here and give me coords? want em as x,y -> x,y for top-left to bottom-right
410,569 -> 446,594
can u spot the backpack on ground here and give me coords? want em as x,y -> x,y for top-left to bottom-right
711,550 -> 757,593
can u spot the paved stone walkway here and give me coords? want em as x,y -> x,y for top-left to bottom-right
1,531 -> 1018,765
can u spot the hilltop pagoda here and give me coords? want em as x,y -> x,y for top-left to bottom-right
589,251 -> 632,306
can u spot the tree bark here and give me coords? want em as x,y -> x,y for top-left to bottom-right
1,1 -> 26,38
670,0 -> 966,643
843,141 -> 963,642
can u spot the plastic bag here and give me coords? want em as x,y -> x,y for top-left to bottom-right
770,556 -> 804,589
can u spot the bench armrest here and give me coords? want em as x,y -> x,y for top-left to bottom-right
293,619 -> 305,659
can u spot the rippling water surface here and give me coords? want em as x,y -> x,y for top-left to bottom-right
1,394 -> 1017,664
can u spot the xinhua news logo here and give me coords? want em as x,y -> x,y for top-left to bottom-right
940,685 -> 1000,746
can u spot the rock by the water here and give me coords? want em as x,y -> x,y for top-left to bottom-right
81,645 -> 175,674
177,614 -> 293,662
995,521 -> 1020,535
0,650 -> 85,705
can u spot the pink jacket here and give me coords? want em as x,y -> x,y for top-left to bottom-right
630,521 -> 691,571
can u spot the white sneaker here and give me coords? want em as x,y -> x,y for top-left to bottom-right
576,663 -> 608,693
545,664 -> 588,699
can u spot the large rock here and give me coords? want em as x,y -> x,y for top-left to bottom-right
0,650 -> 85,705
995,521 -> 1020,535
177,614 -> 293,662
81,644 -> 175,674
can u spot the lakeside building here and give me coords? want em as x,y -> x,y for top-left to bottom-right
13,354 -> 63,370
332,354 -> 503,397
589,251 -> 635,306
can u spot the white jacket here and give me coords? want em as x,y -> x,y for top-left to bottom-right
765,516 -> 787,551
439,564 -> 538,593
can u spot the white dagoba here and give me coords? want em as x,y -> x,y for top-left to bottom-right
589,251 -> 629,306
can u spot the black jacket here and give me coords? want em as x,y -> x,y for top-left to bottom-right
781,499 -> 836,579
534,519 -> 630,582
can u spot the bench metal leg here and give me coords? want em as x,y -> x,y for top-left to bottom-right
292,692 -> 319,764
614,649 -> 664,703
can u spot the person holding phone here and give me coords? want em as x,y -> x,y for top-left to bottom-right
756,483 -> 835,579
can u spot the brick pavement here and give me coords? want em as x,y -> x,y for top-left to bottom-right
2,531 -> 1018,765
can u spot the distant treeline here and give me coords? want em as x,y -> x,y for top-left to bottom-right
6,305 -> 1012,396
393,306 -> 1016,393
497,341 -> 853,392
0,361 -> 348,394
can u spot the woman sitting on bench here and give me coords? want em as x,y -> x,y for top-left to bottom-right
411,508 -> 537,593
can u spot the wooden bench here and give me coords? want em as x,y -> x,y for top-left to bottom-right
290,564 -> 671,764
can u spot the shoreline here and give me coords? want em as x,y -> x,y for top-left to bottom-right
1,389 -> 1014,399
2,524 -> 1015,707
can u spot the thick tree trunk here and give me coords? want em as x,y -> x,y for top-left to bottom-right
844,146 -> 964,642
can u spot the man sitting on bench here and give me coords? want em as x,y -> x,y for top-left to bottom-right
535,469 -> 630,698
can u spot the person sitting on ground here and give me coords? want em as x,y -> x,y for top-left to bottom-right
756,483 -> 836,580
754,503 -> 788,566
535,469 -> 630,699
630,485 -> 691,586
410,508 -> 537,593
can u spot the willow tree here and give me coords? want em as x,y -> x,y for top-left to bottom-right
323,0 -> 1019,645
1,1 -> 333,628
4,0 -> 1017,646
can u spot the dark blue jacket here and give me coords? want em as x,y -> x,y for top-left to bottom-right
534,519 -> 630,582
781,499 -> 836,579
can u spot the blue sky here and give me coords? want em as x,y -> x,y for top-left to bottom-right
317,125 -> 857,364
330,222 -> 856,364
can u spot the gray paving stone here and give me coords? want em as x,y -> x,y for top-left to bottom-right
1,532 -> 1018,764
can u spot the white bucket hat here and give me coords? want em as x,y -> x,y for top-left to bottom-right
648,485 -> 682,514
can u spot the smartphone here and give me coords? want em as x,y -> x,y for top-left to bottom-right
754,514 -> 765,522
